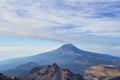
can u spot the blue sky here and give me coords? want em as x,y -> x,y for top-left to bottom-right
0,0 -> 120,60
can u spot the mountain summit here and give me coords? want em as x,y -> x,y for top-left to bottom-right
58,44 -> 79,50
55,44 -> 84,55
58,44 -> 77,50
0,44 -> 120,74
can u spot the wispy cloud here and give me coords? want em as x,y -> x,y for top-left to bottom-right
0,45 -> 60,60
0,0 -> 120,56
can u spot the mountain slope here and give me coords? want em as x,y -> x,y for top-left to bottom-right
24,63 -> 84,80
16,62 -> 39,70
109,77 -> 120,80
0,44 -> 120,74
0,73 -> 18,80
3,62 -> 40,78
0,73 -> 7,80
84,65 -> 120,80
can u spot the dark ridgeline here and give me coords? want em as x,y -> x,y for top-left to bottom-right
0,44 -> 120,80
109,77 -> 120,80
24,63 -> 84,80
0,63 -> 84,80
0,73 -> 18,80
3,62 -> 40,78
0,73 -> 7,80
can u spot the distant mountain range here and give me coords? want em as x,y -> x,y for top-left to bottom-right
1,63 -> 120,80
16,62 -> 40,70
0,44 -> 120,75
3,62 -> 41,78
0,63 -> 84,80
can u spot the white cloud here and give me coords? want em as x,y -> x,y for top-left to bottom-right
0,0 -> 120,56
66,0 -> 120,2
0,0 -> 119,39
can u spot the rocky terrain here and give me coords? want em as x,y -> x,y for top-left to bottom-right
0,73 -> 18,80
24,63 -> 84,80
0,44 -> 120,80
84,65 -> 120,80
1,44 -> 120,74
1,63 -> 120,80
1,63 -> 84,80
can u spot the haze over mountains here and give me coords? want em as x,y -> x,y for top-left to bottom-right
0,63 -> 84,80
3,62 -> 41,78
0,63 -> 120,80
0,44 -> 120,74
0,0 -> 120,80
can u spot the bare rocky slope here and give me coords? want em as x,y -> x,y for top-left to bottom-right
24,63 -> 84,80
1,62 -> 120,80
84,65 -> 120,80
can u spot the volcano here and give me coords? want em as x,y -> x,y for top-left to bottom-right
0,44 -> 120,74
